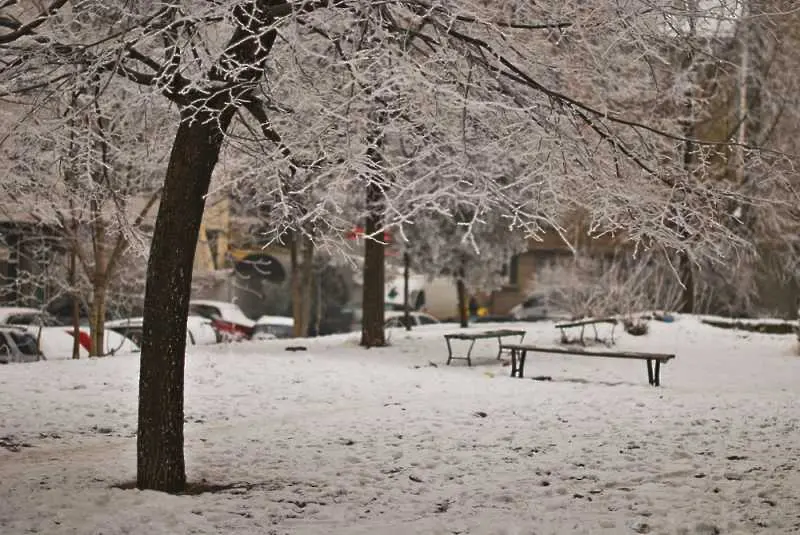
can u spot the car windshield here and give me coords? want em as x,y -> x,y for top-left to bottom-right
10,332 -> 39,356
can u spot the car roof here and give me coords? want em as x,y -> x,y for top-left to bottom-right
106,315 -> 210,327
255,315 -> 294,326
190,300 -> 244,309
0,307 -> 46,318
0,323 -> 32,331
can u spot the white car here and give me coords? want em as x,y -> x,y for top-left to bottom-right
0,307 -> 62,326
509,293 -> 570,321
384,310 -> 440,329
105,315 -> 218,347
189,300 -> 255,340
17,325 -> 140,360
252,315 -> 295,340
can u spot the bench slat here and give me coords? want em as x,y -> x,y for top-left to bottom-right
555,318 -> 618,329
501,343 -> 674,362
445,329 -> 526,341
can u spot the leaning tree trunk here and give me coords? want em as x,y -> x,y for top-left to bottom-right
360,179 -> 386,348
137,108 -> 233,493
89,279 -> 107,357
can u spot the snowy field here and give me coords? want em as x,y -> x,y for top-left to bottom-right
1,317 -> 799,535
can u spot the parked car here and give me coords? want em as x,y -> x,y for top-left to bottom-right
189,300 -> 255,341
384,310 -> 440,329
106,315 -> 218,347
252,315 -> 295,340
0,325 -> 44,364
0,307 -> 63,327
509,293 -> 570,321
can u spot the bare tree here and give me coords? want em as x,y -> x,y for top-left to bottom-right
3,0 -> 796,493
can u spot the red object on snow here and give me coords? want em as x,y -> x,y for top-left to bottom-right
65,329 -> 93,353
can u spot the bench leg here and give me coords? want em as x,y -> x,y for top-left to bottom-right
496,337 -> 504,360
518,350 -> 527,378
646,359 -> 654,385
510,348 -> 518,377
466,339 -> 476,367
446,337 -> 454,365
653,360 -> 661,387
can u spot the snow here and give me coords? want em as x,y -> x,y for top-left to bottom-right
1,316 -> 799,534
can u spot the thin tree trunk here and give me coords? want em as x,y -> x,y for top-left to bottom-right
679,14 -> 696,315
68,242 -> 81,360
360,179 -> 386,347
290,232 -> 315,337
290,232 -> 303,337
456,262 -> 468,328
89,279 -> 107,357
137,108 -> 233,493
403,252 -> 411,331
299,242 -> 314,335
679,252 -> 695,314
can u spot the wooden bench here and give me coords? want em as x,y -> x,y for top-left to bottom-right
555,317 -> 618,345
501,343 -> 675,386
445,329 -> 526,367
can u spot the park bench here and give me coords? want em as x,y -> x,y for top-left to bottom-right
556,317 -> 618,345
501,343 -> 675,386
444,329 -> 526,367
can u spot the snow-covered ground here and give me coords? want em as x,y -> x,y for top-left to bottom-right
1,317 -> 799,534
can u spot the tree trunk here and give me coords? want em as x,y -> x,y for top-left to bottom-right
456,264 -> 468,328
679,252 -> 695,314
68,242 -> 80,360
299,243 -> 314,335
360,180 -> 386,348
137,108 -> 233,493
403,252 -> 411,331
89,280 -> 107,357
290,233 -> 315,338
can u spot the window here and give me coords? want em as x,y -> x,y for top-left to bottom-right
7,313 -> 59,326
189,305 -> 222,320
10,332 -> 39,356
523,296 -> 544,308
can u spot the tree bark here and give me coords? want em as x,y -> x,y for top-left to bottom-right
137,107 -> 233,493
290,232 -> 315,337
456,262 -> 468,328
89,280 -> 107,356
360,179 -> 386,347
403,252 -> 411,331
679,252 -> 695,314
68,240 -> 81,360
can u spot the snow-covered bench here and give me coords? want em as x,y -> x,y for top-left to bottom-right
555,317 -> 618,345
444,329 -> 526,367
501,343 -> 675,386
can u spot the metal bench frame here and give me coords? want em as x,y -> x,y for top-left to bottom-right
444,329 -> 526,367
555,317 -> 619,346
502,343 -> 675,386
